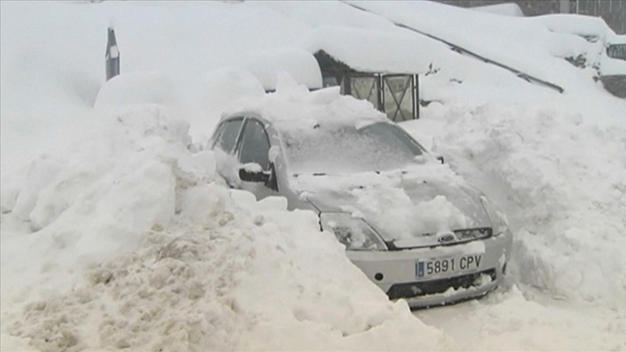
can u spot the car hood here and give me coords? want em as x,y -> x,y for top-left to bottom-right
293,165 -> 492,249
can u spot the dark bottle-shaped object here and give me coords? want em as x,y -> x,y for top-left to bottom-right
105,27 -> 120,81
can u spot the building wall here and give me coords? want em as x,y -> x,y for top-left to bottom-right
434,0 -> 626,34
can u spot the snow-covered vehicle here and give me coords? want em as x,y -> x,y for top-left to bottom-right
209,88 -> 512,308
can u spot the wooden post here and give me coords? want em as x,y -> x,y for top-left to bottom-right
414,74 -> 420,120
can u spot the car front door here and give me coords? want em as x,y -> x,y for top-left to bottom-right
212,117 -> 244,186
237,118 -> 278,200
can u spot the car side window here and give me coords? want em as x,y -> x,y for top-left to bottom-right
216,118 -> 244,154
239,119 -> 271,171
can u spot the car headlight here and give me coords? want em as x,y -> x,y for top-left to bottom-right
480,196 -> 509,236
320,213 -> 387,251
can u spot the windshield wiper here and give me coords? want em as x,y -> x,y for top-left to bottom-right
293,172 -> 327,177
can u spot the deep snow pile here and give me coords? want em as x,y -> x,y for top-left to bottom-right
409,103 -> 626,307
1,100 -> 448,351
417,286 -> 626,351
347,1 -> 613,87
3,1 -> 626,351
293,167 -> 481,242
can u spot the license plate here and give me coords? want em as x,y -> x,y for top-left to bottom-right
416,254 -> 483,278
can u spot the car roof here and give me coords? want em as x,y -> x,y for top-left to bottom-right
219,87 -> 388,129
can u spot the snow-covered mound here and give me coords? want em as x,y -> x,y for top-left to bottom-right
2,1 -> 626,351
411,103 -> 626,307
1,103 -> 448,351
94,71 -> 180,111
242,48 -> 323,90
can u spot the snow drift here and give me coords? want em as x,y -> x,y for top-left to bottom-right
415,103 -> 626,307
1,101 -> 448,351
2,1 -> 626,351
1,66 -> 449,350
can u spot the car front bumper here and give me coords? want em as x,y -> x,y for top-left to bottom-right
346,231 -> 512,309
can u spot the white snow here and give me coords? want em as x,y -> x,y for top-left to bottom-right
470,3 -> 524,17
610,35 -> 626,45
293,164 -> 482,244
411,103 -> 626,306
241,48 -> 323,90
529,13 -> 615,40
221,76 -> 386,127
346,1 -> 608,91
304,26 -> 452,74
94,71 -> 181,111
2,0 -> 626,351
1,99 -> 445,351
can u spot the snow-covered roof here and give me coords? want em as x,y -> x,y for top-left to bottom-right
609,35 -> 626,45
529,14 -> 615,41
470,3 -> 524,17
344,1 -> 606,90
304,26 -> 451,74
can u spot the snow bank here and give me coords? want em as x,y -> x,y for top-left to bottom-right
3,1 -> 626,350
417,286 -> 626,351
418,103 -> 626,307
1,105 -> 202,262
94,71 -> 180,111
1,102 -> 449,351
228,193 -> 449,351
185,67 -> 267,143
242,48 -> 322,90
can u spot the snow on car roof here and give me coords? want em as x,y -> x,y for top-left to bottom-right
220,74 -> 388,130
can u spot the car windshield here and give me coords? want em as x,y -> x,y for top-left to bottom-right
279,121 -> 425,174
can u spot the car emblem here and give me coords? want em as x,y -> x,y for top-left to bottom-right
437,232 -> 457,244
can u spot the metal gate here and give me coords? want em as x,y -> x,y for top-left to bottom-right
341,74 -> 419,122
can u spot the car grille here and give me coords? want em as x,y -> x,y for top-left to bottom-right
453,227 -> 492,242
386,269 -> 497,300
385,227 -> 494,250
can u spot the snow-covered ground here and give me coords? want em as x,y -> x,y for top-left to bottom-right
1,1 -> 625,351
404,102 -> 626,351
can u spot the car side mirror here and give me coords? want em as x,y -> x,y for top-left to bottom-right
239,163 -> 271,183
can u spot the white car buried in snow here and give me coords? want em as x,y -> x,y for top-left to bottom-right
209,88 -> 512,308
